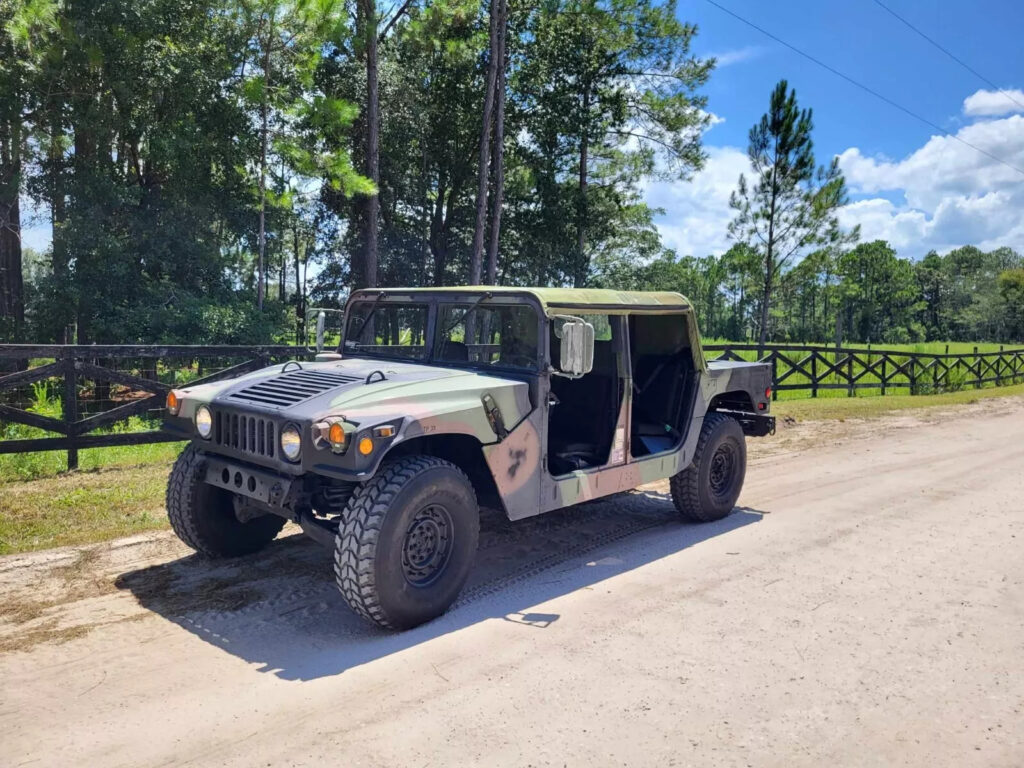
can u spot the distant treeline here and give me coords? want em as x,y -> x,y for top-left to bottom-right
595,241 -> 1024,345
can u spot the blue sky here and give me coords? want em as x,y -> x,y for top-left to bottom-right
648,0 -> 1024,260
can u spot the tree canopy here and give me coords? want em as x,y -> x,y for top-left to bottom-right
0,1 -> 1020,346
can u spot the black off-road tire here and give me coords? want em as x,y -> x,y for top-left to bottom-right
334,455 -> 479,630
670,413 -> 746,523
166,444 -> 285,557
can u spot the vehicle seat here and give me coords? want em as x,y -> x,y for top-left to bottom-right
549,443 -> 602,475
440,339 -> 469,362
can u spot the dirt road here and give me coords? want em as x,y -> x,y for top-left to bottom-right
2,399 -> 1023,767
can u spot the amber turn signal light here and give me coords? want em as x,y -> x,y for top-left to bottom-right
328,422 -> 346,447
358,437 -> 374,455
166,390 -> 181,415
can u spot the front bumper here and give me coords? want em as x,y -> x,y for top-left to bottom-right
204,455 -> 294,507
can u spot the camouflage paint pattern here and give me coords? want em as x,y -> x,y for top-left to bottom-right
165,288 -> 771,522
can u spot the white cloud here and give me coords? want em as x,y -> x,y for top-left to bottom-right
963,88 -> 1024,117
707,46 -> 764,68
837,113 -> 1024,256
645,146 -> 751,257
704,111 -> 725,129
646,112 -> 1024,261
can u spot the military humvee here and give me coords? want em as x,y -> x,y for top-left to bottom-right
164,287 -> 774,629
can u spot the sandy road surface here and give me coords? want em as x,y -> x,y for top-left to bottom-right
1,399 -> 1023,767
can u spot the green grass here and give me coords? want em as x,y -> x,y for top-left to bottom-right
0,381 -> 184,483
773,381 -> 1024,421
0,440 -> 184,483
702,339 -> 1021,354
0,465 -> 172,555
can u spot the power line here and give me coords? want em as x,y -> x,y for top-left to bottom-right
871,0 -> 1024,112
702,0 -> 1024,178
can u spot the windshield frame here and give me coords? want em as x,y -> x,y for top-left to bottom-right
341,299 -> 432,362
434,299 -> 543,374
340,291 -> 546,373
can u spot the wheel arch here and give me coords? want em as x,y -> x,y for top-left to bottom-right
383,433 -> 503,512
708,389 -> 755,413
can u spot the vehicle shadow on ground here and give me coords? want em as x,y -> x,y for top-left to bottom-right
115,489 -> 765,681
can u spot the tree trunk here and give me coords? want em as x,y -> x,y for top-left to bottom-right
0,118 -> 24,337
49,115 -> 68,287
758,258 -> 772,349
360,0 -> 380,288
484,0 -> 507,286
758,162 -> 779,349
576,82 -> 590,287
257,21 -> 271,311
469,0 -> 502,285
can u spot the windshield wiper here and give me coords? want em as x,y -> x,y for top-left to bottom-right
440,291 -> 493,339
346,291 -> 387,348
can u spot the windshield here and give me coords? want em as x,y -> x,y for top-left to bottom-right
343,301 -> 429,361
436,303 -> 539,370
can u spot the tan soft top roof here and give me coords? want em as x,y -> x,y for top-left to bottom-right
353,286 -> 692,313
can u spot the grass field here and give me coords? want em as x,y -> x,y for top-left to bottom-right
703,340 -> 1020,355
3,382 -> 1024,555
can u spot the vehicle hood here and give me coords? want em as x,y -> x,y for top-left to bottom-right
179,356 -> 532,441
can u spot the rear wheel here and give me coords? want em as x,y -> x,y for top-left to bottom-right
166,444 -> 285,557
670,413 -> 746,523
334,455 -> 479,630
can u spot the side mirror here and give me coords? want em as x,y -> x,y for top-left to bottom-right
305,307 -> 345,353
551,315 -> 595,378
315,311 -> 326,352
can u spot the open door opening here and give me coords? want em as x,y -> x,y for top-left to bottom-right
629,313 -> 698,458
546,315 -> 624,476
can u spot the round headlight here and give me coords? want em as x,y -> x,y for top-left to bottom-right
280,425 -> 302,462
195,406 -> 213,439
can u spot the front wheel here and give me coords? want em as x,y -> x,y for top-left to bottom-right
670,413 -> 747,523
166,444 -> 285,557
334,455 -> 480,630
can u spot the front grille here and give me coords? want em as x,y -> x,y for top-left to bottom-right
227,369 -> 361,408
214,411 -> 277,459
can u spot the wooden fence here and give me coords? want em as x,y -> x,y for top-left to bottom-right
2,342 -> 1023,468
705,343 -> 1024,400
0,345 -> 307,469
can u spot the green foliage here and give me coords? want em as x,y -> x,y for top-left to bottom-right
599,239 -> 1022,345
998,268 -> 1024,340
729,79 -> 857,345
4,0 -> 1020,353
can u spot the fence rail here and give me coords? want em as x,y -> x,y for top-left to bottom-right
2,342 -> 1024,468
0,344 -> 308,469
703,343 -> 1024,399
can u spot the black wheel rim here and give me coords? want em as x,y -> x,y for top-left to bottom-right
401,503 -> 455,587
708,442 -> 738,498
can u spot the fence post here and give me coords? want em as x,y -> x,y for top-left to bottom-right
811,353 -> 818,398
880,355 -> 886,396
62,349 -> 79,471
908,356 -> 917,395
847,353 -> 854,398
771,352 -> 778,401
973,346 -> 980,389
